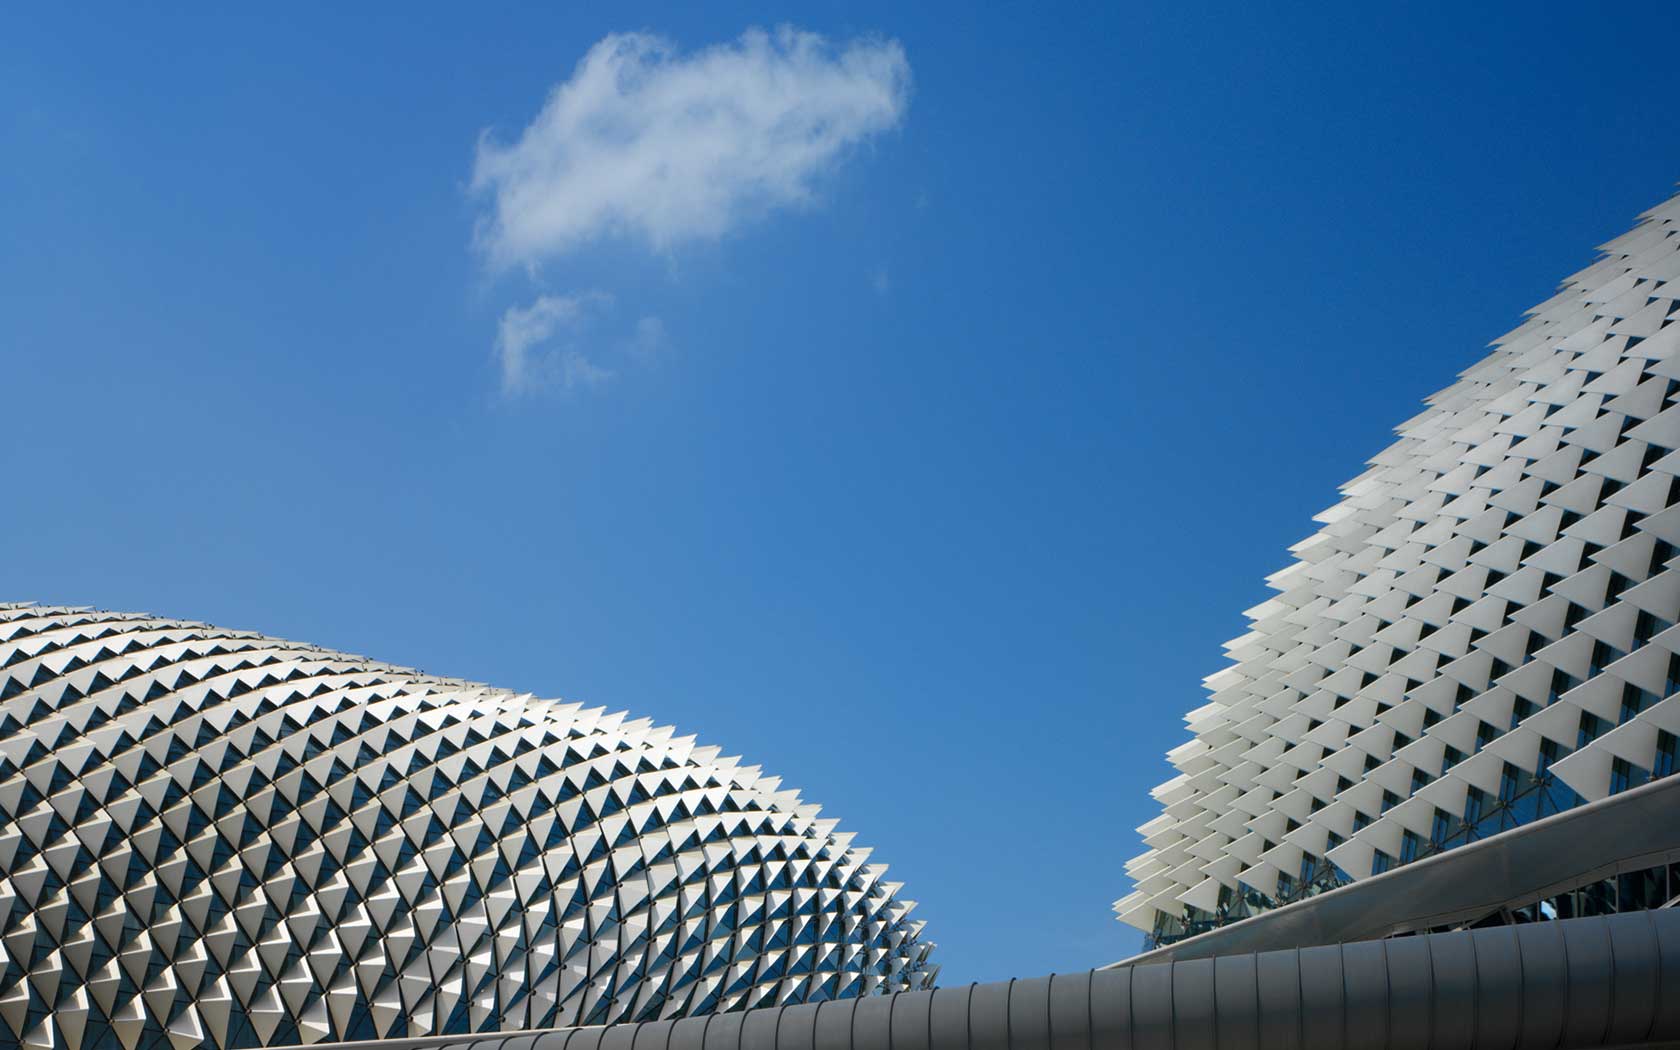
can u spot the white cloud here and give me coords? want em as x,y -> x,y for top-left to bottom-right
559,349 -> 613,391
495,293 -> 613,395
628,315 -> 666,360
471,26 -> 911,269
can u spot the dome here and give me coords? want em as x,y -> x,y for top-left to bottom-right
0,604 -> 934,1050
1120,189 -> 1680,944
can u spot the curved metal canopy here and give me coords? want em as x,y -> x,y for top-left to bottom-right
310,908 -> 1680,1050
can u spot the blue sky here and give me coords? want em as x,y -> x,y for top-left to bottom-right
4,3 -> 1680,984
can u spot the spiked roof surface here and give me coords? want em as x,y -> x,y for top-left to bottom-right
0,603 -> 933,1050
1119,188 -> 1680,935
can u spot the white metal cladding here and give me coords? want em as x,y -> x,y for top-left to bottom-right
0,603 -> 935,1050
1118,188 -> 1680,935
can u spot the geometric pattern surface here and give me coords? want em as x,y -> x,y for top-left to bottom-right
1119,187 -> 1680,943
0,603 -> 934,1050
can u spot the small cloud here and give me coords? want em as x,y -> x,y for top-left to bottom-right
560,350 -> 613,390
471,26 -> 911,270
870,267 -> 891,295
495,292 -> 613,395
627,315 -> 667,361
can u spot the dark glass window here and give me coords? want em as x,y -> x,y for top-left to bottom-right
1652,540 -> 1678,576
1619,866 -> 1663,912
1476,721 -> 1497,753
1578,712 -> 1607,749
1511,697 -> 1537,730
1585,638 -> 1612,678
1550,669 -> 1577,704
1538,737 -> 1562,776
1621,684 -> 1658,724
1464,787 -> 1486,826
1581,878 -> 1616,916
1399,830 -> 1421,864
1498,762 -> 1519,803
1656,731 -> 1678,779
1610,758 -> 1648,795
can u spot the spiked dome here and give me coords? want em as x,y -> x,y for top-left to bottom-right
0,604 -> 935,1050
1119,189 -> 1680,941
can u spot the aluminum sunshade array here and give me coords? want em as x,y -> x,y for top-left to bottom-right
0,604 -> 934,1050
1118,189 -> 1680,935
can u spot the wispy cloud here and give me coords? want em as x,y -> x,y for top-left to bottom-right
495,293 -> 614,395
471,26 -> 911,270
628,315 -> 666,361
559,348 -> 613,391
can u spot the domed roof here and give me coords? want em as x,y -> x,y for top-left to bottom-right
0,604 -> 933,1050
1120,189 -> 1680,941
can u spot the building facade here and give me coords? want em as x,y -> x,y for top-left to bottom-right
0,604 -> 933,1050
1118,188 -> 1680,948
